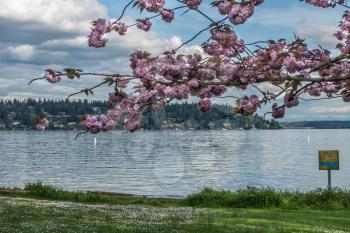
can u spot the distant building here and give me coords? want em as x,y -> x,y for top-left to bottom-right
53,123 -> 65,129
12,122 -> 21,126
92,107 -> 101,114
223,120 -> 232,129
167,118 -> 176,124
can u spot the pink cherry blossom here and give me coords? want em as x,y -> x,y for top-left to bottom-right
284,93 -> 299,108
138,0 -> 165,13
160,9 -> 174,23
183,0 -> 202,9
36,118 -> 49,131
112,22 -> 127,35
43,70 -> 61,84
239,95 -> 260,116
88,30 -> 108,48
198,98 -> 212,112
272,104 -> 285,119
137,18 -> 152,31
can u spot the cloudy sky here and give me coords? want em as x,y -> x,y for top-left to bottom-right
0,0 -> 348,121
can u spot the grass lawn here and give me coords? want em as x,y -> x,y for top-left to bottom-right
0,196 -> 349,233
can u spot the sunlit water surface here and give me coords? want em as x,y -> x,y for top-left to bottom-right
0,130 -> 349,197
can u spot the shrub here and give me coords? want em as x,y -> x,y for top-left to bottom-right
185,186 -> 350,209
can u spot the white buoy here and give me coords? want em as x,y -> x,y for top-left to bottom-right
94,137 -> 97,148
307,136 -> 310,143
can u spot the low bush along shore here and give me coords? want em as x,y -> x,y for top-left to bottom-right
0,183 -> 349,233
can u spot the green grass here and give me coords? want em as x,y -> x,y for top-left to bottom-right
1,183 -> 350,232
0,182 -> 182,207
2,182 -> 350,210
0,196 -> 349,233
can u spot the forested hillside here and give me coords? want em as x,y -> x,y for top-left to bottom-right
0,99 -> 280,130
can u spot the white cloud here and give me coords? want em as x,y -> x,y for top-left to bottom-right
9,44 -> 35,61
298,26 -> 338,49
0,0 -> 107,33
169,36 -> 182,48
251,6 -> 342,49
252,7 -> 340,28
310,106 -> 350,113
41,36 -> 87,48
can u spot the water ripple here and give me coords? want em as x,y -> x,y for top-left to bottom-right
0,129 -> 349,197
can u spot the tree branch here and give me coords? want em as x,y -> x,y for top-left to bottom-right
257,74 -> 350,83
116,0 -> 135,22
66,80 -> 110,100
28,77 -> 45,85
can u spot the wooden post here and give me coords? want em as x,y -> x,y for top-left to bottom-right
328,170 -> 331,189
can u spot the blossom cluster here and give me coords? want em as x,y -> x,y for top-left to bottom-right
88,19 -> 111,48
284,92 -> 299,108
87,19 -> 128,48
137,18 -> 152,31
137,0 -> 174,22
183,0 -> 203,9
36,118 -> 49,131
203,27 -> 245,57
215,0 -> 264,25
272,104 -> 285,119
43,69 -> 61,84
82,114 -> 117,134
304,0 -> 343,8
335,11 -> 350,54
238,95 -> 260,116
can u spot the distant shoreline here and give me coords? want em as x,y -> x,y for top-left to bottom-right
1,127 -> 350,131
280,121 -> 350,129
3,121 -> 350,131
0,128 -> 281,131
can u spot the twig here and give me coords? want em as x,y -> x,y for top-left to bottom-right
28,77 -> 45,85
174,16 -> 227,51
127,6 -> 188,28
66,80 -> 109,100
217,95 -> 239,99
75,131 -> 89,140
245,41 -> 269,46
331,0 -> 350,9
174,25 -> 212,51
116,0 -> 135,22
256,74 -> 350,83
299,95 -> 343,101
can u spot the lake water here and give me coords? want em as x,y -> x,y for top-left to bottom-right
0,130 -> 349,197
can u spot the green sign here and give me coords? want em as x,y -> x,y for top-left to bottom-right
319,150 -> 339,170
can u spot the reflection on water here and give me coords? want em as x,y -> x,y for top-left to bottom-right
0,130 -> 349,197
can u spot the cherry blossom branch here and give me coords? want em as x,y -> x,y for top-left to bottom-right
28,71 -> 136,85
217,95 -> 239,99
257,75 -> 350,83
331,0 -> 350,9
127,6 -> 188,28
245,41 -> 269,46
30,0 -> 350,133
176,0 -> 215,23
174,25 -> 213,51
309,53 -> 349,73
174,16 -> 228,51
